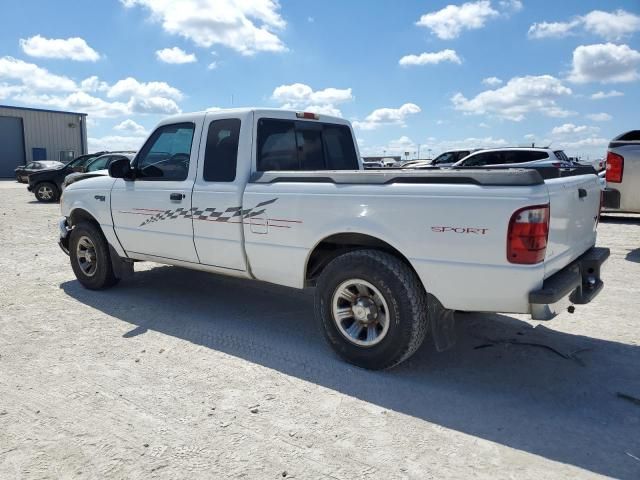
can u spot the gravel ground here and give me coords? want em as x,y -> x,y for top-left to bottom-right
0,179 -> 639,479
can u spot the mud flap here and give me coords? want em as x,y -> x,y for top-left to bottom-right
427,294 -> 457,352
109,245 -> 134,280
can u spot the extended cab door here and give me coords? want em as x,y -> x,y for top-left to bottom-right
111,120 -> 201,263
191,113 -> 252,271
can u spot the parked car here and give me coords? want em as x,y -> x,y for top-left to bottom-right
58,108 -> 608,370
602,130 -> 640,214
28,151 -> 131,202
430,149 -> 477,167
362,160 -> 384,169
452,148 -> 574,168
63,153 -> 136,190
14,160 -> 64,183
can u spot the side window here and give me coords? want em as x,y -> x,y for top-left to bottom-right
203,119 -> 241,182
323,125 -> 358,169
136,123 -> 195,181
462,152 -> 493,166
257,119 -> 358,171
455,151 -> 470,162
257,120 -> 297,171
87,156 -> 111,172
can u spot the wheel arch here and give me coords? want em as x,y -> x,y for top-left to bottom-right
69,208 -> 101,230
304,232 -> 421,288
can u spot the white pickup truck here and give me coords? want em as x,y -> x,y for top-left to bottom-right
58,109 -> 609,369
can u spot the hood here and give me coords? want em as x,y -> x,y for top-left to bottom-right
63,169 -> 109,189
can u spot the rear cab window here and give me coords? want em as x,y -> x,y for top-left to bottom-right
203,118 -> 241,182
257,118 -> 358,171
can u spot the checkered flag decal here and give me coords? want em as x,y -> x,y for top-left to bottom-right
139,198 -> 278,227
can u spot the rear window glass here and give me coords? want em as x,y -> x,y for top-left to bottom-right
257,119 -> 358,171
554,150 -> 570,162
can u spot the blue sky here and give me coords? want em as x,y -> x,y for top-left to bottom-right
1,0 -> 639,159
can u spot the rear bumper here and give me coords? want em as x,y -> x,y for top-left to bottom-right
602,188 -> 621,210
529,246 -> 609,320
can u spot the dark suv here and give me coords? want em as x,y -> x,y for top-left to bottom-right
27,152 -> 125,202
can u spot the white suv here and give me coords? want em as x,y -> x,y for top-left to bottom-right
453,148 -> 573,168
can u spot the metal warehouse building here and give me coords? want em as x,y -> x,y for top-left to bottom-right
0,105 -> 88,178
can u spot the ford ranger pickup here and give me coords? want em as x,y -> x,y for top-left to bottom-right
58,109 -> 609,369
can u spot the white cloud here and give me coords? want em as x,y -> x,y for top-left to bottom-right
581,10 -> 640,41
590,90 -> 624,99
14,91 -> 131,117
478,122 -> 490,128
353,103 -> 421,130
114,119 -> 148,135
19,35 -> 100,61
80,76 -> 109,93
121,0 -> 287,56
524,133 -> 536,140
451,74 -> 573,121
586,112 -> 612,122
551,123 -> 599,136
271,83 -> 353,117
560,136 -> 608,151
416,1 -> 499,39
499,0 -> 522,12
0,56 -> 77,91
0,56 -> 183,117
207,61 -> 218,70
272,83 -> 353,105
156,47 -> 197,64
528,20 -> 580,39
399,49 -> 461,66
482,76 -> 502,86
88,135 -> 147,152
568,43 -> 640,83
528,9 -> 640,41
107,77 -> 183,100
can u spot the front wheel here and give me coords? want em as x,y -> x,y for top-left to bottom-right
315,249 -> 429,370
69,222 -> 119,290
34,182 -> 59,202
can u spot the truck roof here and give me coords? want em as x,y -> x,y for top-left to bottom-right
158,108 -> 349,126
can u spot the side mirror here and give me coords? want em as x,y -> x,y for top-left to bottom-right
109,158 -> 133,179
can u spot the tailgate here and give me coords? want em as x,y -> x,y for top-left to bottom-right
544,174 -> 601,278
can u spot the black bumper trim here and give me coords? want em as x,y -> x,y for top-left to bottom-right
529,247 -> 610,305
602,188 -> 621,209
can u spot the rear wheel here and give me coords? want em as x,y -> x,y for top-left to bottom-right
34,182 -> 59,202
69,222 -> 119,290
315,249 -> 429,370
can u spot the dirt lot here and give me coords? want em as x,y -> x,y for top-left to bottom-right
0,179 -> 639,479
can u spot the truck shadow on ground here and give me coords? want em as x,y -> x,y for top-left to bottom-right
61,268 -> 640,479
601,214 -> 640,225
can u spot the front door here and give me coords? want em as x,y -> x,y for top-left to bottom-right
111,121 -> 201,263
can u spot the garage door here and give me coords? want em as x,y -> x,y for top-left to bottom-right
0,116 -> 26,178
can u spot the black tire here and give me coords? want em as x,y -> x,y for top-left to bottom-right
34,182 -> 59,202
69,222 -> 119,290
315,249 -> 429,370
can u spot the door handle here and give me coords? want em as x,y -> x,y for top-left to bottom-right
578,188 -> 587,198
170,193 -> 185,201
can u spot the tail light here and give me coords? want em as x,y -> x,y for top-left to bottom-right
507,205 -> 550,264
606,152 -> 624,183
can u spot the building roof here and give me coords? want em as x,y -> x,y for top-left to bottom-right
0,104 -> 88,116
